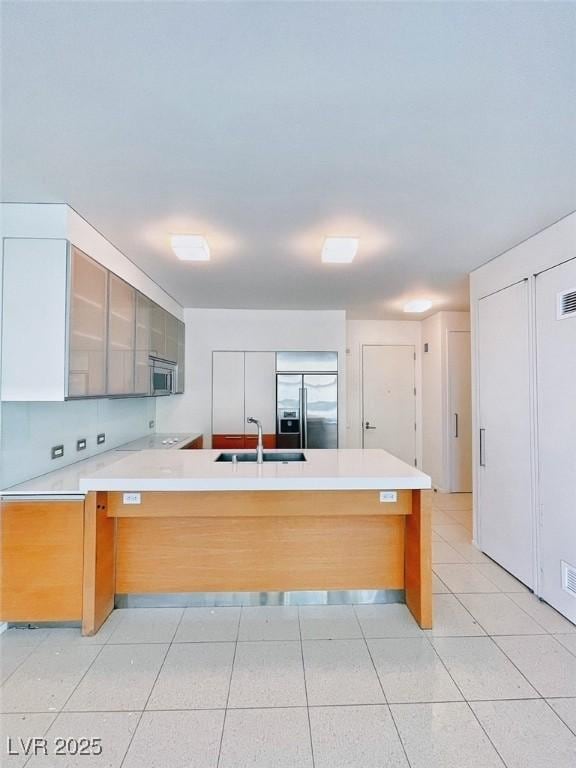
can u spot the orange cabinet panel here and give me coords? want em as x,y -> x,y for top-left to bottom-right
245,434 -> 276,449
212,434 -> 245,449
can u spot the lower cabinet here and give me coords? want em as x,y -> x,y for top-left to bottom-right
212,434 -> 276,449
0,499 -> 84,621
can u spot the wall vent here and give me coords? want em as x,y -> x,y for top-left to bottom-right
561,561 -> 576,598
557,288 -> 576,319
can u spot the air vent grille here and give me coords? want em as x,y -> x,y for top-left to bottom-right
561,561 -> 576,598
557,289 -> 576,319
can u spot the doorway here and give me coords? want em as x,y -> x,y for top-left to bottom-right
361,345 -> 416,466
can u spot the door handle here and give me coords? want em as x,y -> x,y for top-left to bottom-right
454,413 -> 459,438
365,421 -> 377,430
479,428 -> 486,467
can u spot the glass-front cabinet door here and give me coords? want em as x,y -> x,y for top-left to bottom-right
135,292 -> 152,395
107,274 -> 136,395
150,302 -> 166,359
68,246 -> 108,397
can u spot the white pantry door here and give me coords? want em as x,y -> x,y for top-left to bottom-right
362,345 -> 416,466
536,258 -> 576,623
477,280 -> 534,588
447,331 -> 472,492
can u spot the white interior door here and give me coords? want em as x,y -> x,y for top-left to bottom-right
447,331 -> 472,492
477,280 -> 534,587
362,345 -> 416,466
536,258 -> 576,622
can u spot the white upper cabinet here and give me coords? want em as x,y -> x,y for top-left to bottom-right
1,239 -> 69,401
212,351 -> 276,435
212,351 -> 246,433
244,352 -> 277,434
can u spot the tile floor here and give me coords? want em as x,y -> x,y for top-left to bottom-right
1,492 -> 575,767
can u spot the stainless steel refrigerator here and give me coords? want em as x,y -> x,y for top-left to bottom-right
276,352 -> 338,449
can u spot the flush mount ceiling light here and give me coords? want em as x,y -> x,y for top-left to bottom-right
170,234 -> 210,261
404,299 -> 433,313
321,236 -> 359,263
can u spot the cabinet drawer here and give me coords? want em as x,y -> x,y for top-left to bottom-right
212,434 -> 245,449
245,434 -> 276,449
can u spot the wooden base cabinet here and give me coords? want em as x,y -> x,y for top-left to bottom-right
0,499 -> 84,621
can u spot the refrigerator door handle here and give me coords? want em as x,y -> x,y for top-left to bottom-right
454,412 -> 459,438
299,388 -> 304,449
302,387 -> 308,449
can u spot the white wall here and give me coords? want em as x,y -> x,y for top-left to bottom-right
156,309 -> 347,446
346,320 -> 422,462
421,311 -> 470,490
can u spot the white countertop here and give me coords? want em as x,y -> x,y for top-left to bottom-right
78,449 -> 431,493
1,433 -> 202,497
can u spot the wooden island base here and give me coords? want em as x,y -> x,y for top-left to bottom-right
82,488 -> 432,635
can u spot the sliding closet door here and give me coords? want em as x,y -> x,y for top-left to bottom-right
536,258 -> 576,622
477,280 -> 534,587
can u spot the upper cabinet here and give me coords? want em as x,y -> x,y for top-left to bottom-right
176,320 -> 186,394
107,272 -> 136,396
0,239 -> 184,401
135,293 -> 153,395
68,246 -> 109,397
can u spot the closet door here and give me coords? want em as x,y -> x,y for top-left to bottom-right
477,280 -> 534,587
536,258 -> 576,622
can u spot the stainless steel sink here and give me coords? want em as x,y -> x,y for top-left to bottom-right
215,452 -> 307,463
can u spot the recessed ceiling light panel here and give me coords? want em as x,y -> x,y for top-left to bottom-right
171,234 -> 210,261
321,236 -> 359,263
404,299 -> 433,313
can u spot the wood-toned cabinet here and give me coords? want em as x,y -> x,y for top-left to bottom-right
68,246 -> 109,397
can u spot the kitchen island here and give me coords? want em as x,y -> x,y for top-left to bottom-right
77,448 -> 432,635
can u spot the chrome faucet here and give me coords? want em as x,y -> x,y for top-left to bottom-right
247,416 -> 264,464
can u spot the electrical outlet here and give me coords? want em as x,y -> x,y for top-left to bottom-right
149,420 -> 155,429
76,438 -> 87,451
379,491 -> 398,503
96,433 -> 106,445
123,493 -> 141,505
51,444 -> 64,459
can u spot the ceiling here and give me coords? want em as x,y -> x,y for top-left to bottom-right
2,1 -> 575,318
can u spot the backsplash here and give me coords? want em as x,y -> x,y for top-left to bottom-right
0,397 -> 156,489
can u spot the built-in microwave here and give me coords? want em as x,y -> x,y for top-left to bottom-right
149,358 -> 176,396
